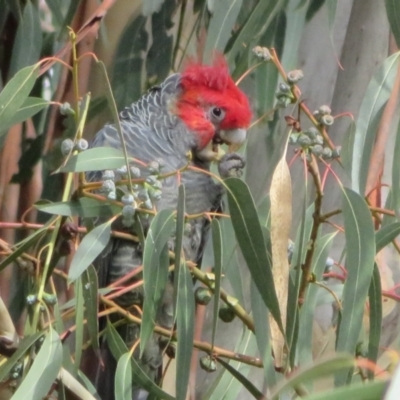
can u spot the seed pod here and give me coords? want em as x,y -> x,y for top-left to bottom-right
252,46 -> 271,61
148,161 -> 160,174
287,69 -> 304,84
76,138 -> 89,151
195,287 -> 212,305
297,134 -> 312,148
279,83 -> 291,93
121,194 -> 134,205
218,304 -> 236,322
60,102 -> 74,116
200,356 -> 217,372
102,179 -> 116,193
320,115 -> 334,126
130,166 -> 141,178
318,105 -> 332,115
102,170 -> 115,181
304,127 -> 319,141
322,147 -> 333,159
61,139 -> 74,155
311,144 -> 324,157
122,205 -> 136,219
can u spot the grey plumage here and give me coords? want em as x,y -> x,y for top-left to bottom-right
86,73 -> 224,399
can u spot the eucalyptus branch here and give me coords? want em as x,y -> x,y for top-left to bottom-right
99,295 -> 262,367
298,155 -> 324,306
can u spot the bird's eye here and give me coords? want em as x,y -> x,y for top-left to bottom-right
210,107 -> 225,121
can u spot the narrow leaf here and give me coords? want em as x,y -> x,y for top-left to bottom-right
140,209 -> 175,355
367,264 -> 382,380
82,265 -> 99,353
225,177 -> 283,332
335,187 -> 375,385
69,221 -> 112,282
1,97 -> 49,133
74,278 -> 84,373
115,352 -> 133,400
8,2 -> 42,79
106,322 -> 175,400
12,329 -> 62,400
211,219 -> 222,350
36,198 -> 120,218
385,0 -> 400,48
375,222 -> 400,253
0,332 -> 43,382
59,147 -> 128,173
352,52 -> 400,194
204,0 -> 242,62
271,354 -> 355,400
0,64 -> 38,142
216,357 -> 266,400
302,380 -> 386,400
391,117 -> 400,219
176,256 -> 195,400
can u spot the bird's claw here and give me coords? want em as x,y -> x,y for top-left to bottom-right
218,153 -> 246,179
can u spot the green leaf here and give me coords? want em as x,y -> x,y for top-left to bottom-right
375,222 -> 400,252
367,264 -> 382,380
59,147 -> 128,173
281,0 -> 308,70
68,221 -> 112,282
225,177 -> 283,331
352,52 -> 400,194
0,332 -> 43,382
340,119 -> 356,180
335,187 -> 376,386
36,197 -> 120,218
297,233 -> 336,366
0,64 -> 39,144
115,352 -> 133,400
211,219 -> 222,350
74,278 -> 84,373
271,354 -> 355,400
176,249 -> 195,400
0,97 -> 49,134
8,2 -> 42,79
216,357 -> 265,400
12,329 -> 62,400
140,209 -> 175,355
385,0 -> 400,48
250,279 -> 275,385
204,0 -> 242,63
227,0 -> 285,64
106,322 -> 175,400
301,380 -> 386,400
82,265 -> 99,353
173,185 -> 185,311
0,216 -> 55,272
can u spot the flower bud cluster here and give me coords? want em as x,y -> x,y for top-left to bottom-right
99,159 -> 165,227
313,105 -> 334,126
60,138 -> 89,155
252,46 -> 271,61
289,127 -> 340,160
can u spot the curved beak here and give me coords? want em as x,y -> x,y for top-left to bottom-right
219,128 -> 247,152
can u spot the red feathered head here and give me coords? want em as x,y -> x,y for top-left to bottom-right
175,57 -> 252,150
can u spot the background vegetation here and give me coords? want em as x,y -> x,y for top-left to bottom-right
1,0 -> 400,399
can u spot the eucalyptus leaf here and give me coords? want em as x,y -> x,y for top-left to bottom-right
225,177 -> 283,331
12,329 -> 62,400
335,187 -> 375,386
68,221 -> 112,282
140,209 -> 175,355
59,147 -> 129,173
8,2 -> 42,79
